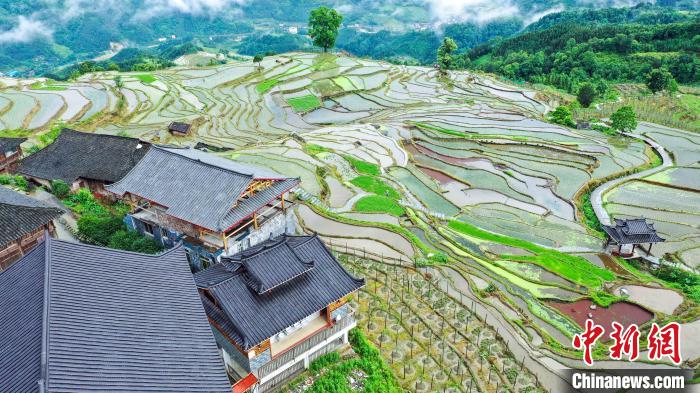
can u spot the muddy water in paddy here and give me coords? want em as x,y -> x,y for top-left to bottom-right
547,299 -> 653,339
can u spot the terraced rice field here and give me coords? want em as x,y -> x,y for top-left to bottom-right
3,53 -> 698,391
602,123 -> 700,267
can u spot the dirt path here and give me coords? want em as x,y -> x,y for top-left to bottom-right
590,127 -> 673,227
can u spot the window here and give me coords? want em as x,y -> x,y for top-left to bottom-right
142,222 -> 155,236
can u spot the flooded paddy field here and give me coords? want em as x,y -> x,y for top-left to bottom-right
3,52 -> 698,390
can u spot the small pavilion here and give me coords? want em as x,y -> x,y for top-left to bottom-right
602,218 -> 665,257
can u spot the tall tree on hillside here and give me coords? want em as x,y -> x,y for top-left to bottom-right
646,68 -> 677,94
610,106 -> 637,132
253,54 -> 264,69
577,83 -> 596,108
437,37 -> 458,73
308,7 -> 343,53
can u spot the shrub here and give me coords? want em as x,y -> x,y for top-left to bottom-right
309,352 -> 341,373
77,213 -> 125,246
108,230 -> 163,254
591,290 -> 621,307
0,174 -> 29,191
548,105 -> 576,128
50,179 -> 71,199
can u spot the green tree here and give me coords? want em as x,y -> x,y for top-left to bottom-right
646,68 -> 677,94
253,53 -> 264,68
548,105 -> 576,128
610,106 -> 637,132
577,83 -> 596,108
114,75 -> 124,89
50,179 -> 71,199
437,37 -> 458,72
308,6 -> 343,52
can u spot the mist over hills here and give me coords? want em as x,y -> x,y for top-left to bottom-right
0,0 -> 696,75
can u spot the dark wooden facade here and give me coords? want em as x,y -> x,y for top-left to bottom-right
0,143 -> 22,173
0,223 -> 55,271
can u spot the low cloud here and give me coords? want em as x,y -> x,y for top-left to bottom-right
423,0 -> 520,24
523,4 -> 566,25
0,16 -> 53,44
135,0 -> 247,20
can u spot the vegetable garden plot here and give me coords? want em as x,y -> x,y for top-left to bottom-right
340,255 -> 545,393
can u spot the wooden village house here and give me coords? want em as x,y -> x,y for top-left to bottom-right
0,137 -> 25,173
14,129 -> 149,194
194,234 -> 365,393
0,186 -> 62,270
0,236 -> 232,393
106,146 -> 300,270
603,218 -> 665,257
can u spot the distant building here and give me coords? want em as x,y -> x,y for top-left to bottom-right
168,121 -> 192,136
603,218 -> 665,257
288,26 -> 298,34
158,37 -> 167,42
0,236 -> 231,392
0,137 -> 26,173
195,234 -> 364,392
106,146 -> 300,270
0,186 -> 62,270
14,129 -> 149,194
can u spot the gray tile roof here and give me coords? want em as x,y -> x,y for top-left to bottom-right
195,235 -> 364,350
603,218 -> 665,244
233,238 -> 315,294
0,187 -> 62,249
0,242 -> 44,393
107,146 -> 299,232
0,137 -> 25,153
15,129 -> 149,183
163,147 -> 287,179
0,237 -> 232,393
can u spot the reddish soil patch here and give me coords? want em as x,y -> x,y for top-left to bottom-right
547,299 -> 653,339
417,166 -> 455,185
406,141 -> 481,166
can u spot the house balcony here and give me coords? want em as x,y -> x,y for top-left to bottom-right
256,309 -> 356,380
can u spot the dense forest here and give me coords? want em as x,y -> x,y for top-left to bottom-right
464,18 -> 699,92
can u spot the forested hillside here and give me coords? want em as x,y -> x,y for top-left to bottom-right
465,13 -> 699,92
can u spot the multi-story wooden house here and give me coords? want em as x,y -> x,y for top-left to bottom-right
0,236 -> 232,393
0,186 -> 62,270
106,146 -> 300,270
14,129 -> 149,194
194,234 -> 365,393
0,137 -> 25,173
